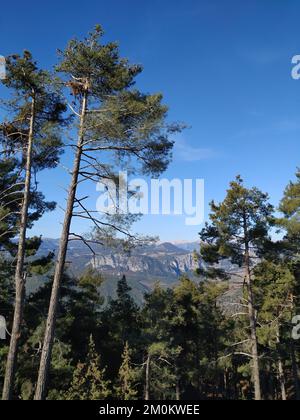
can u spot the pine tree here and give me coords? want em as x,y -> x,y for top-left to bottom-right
253,261 -> 295,400
99,276 -> 141,384
67,336 -> 110,400
35,25 -> 180,399
279,169 -> 300,238
1,51 -> 66,400
0,158 -> 23,251
141,279 -> 230,400
199,176 -> 274,400
4,272 -> 103,400
115,342 -> 138,400
0,258 -> 14,314
277,169 -> 300,399
141,284 -> 177,400
105,275 -> 140,345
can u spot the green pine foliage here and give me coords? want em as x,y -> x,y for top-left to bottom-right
115,342 -> 138,400
66,336 -> 110,401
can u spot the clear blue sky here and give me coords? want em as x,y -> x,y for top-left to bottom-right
1,0 -> 300,241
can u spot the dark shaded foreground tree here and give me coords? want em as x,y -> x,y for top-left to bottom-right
99,275 -> 141,382
0,268 -> 103,399
0,158 -> 23,251
35,26 -> 181,399
140,278 -> 231,400
0,52 -> 66,400
252,261 -> 295,400
277,169 -> 300,399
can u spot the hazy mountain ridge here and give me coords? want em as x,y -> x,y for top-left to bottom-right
33,239 -> 243,304
31,239 -> 201,302
37,238 -> 200,279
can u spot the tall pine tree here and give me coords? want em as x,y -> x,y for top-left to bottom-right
0,51 -> 66,399
35,25 -> 180,399
199,176 -> 274,400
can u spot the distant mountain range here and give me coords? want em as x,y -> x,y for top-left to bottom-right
30,238 -> 243,304
30,239 -> 201,303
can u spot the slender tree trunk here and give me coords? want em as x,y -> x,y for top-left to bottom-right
277,358 -> 287,401
289,295 -> 300,400
175,367 -> 180,401
145,354 -> 150,401
224,368 -> 230,400
246,268 -> 262,400
290,338 -> 300,400
176,378 -> 180,401
276,331 -> 287,401
243,214 -> 262,401
2,93 -> 35,400
34,90 -> 88,400
265,360 -> 274,400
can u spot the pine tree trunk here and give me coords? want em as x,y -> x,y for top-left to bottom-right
176,379 -> 180,401
290,338 -> 300,400
248,292 -> 262,401
145,354 -> 150,401
224,368 -> 230,400
2,93 -> 36,400
277,358 -> 287,401
243,213 -> 262,401
265,360 -> 274,400
34,90 -> 88,400
276,331 -> 287,401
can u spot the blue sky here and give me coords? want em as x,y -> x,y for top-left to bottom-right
1,0 -> 300,241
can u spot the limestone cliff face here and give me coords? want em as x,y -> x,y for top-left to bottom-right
30,239 -> 243,305
91,245 -> 199,278
37,239 -> 200,281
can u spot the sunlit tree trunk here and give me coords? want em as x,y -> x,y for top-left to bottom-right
34,89 -> 88,400
2,93 -> 35,400
145,354 -> 150,401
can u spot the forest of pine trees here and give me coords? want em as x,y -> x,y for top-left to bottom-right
0,26 -> 299,401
